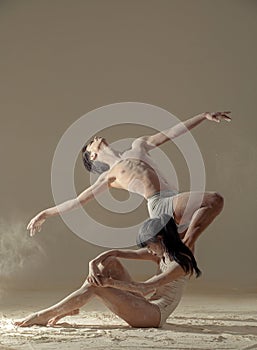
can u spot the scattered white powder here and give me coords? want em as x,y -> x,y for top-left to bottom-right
0,218 -> 46,283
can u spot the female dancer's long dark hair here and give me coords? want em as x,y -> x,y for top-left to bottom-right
137,214 -> 201,278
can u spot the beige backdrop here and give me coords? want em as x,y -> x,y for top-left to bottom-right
0,0 -> 256,292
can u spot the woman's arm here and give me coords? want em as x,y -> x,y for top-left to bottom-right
87,248 -> 159,287
89,248 -> 159,272
100,260 -> 186,296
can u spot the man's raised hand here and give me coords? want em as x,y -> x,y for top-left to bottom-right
205,111 -> 232,123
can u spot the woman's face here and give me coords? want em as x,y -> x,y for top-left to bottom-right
147,237 -> 164,258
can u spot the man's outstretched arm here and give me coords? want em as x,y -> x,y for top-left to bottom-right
27,172 -> 115,236
141,111 -> 231,149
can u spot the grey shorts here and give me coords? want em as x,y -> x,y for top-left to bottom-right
147,190 -> 190,233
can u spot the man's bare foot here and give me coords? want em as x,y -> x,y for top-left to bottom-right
47,309 -> 80,326
14,312 -> 50,327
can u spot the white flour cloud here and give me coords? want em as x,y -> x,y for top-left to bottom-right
0,219 -> 46,289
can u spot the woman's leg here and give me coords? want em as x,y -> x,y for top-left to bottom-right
14,282 -> 96,327
15,257 -> 161,328
47,309 -> 80,326
87,256 -> 161,328
47,256 -> 138,326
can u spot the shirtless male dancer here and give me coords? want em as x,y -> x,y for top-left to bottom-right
27,110 -> 231,250
15,111 -> 231,327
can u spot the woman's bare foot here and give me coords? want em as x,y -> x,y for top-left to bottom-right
47,309 -> 80,326
14,312 -> 50,327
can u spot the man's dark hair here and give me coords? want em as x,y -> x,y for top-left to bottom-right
81,143 -> 110,174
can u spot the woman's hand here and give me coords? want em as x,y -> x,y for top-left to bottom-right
87,251 -> 118,286
87,261 -> 104,286
91,275 -> 114,288
87,274 -> 113,288
204,111 -> 232,123
87,261 -> 114,288
27,211 -> 47,237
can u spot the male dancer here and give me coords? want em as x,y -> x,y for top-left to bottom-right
28,111 -> 231,254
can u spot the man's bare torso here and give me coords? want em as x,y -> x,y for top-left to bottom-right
106,140 -> 178,199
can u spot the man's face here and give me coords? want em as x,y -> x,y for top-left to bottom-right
86,136 -> 108,157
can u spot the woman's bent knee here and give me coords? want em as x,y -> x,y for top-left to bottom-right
102,256 -> 123,273
103,256 -> 119,266
101,256 -> 127,280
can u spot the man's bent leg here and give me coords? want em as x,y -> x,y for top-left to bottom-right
172,191 -> 224,248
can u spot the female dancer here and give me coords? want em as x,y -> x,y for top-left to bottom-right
15,214 -> 201,328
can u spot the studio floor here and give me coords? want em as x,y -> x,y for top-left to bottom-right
0,289 -> 256,350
